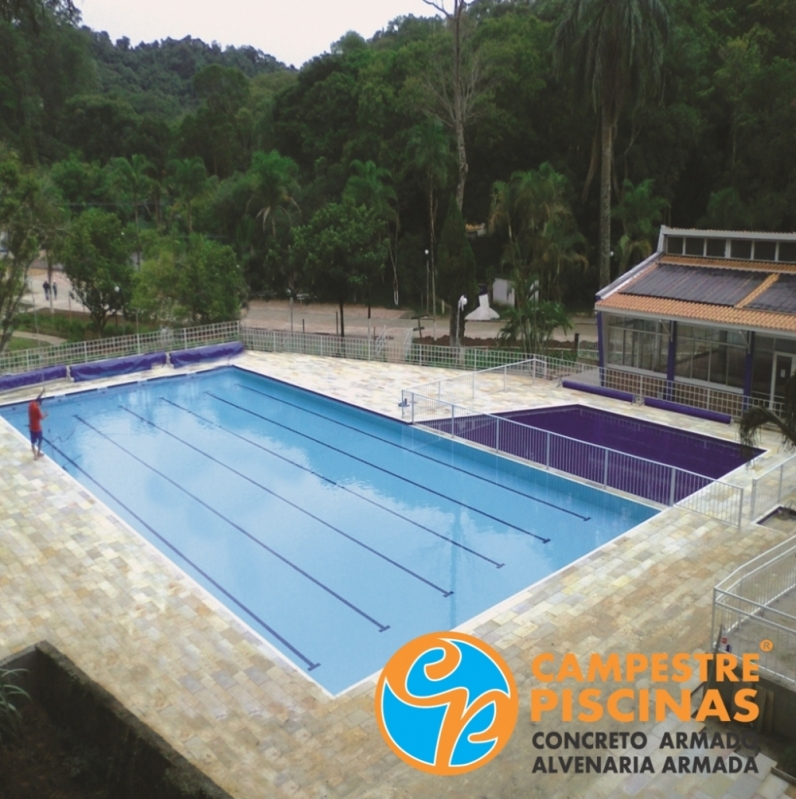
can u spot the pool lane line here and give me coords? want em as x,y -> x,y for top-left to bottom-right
45,439 -> 321,673
114,408 -> 455,599
236,384 -> 590,524
160,398 -> 505,570
74,415 -> 396,629
207,391 -> 555,542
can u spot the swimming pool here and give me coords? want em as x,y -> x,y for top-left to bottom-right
1,367 -> 656,694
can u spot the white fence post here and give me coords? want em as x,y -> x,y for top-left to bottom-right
669,467 -> 677,506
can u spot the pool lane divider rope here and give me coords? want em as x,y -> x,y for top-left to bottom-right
236,384 -> 589,525
74,414 -> 397,630
160,397 -> 505,570
208,391 -> 556,542
45,438 -> 321,673
112,408 -> 454,599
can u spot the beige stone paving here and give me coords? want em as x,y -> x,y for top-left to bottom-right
1,351 -> 794,798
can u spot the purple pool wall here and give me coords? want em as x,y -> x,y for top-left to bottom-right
426,404 -> 761,506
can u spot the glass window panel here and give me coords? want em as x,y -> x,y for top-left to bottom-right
779,242 -> 796,262
731,239 -> 753,259
752,350 -> 773,400
685,238 -> 704,255
666,237 -> 683,254
706,239 -> 725,257
754,241 -> 776,261
775,338 -> 796,354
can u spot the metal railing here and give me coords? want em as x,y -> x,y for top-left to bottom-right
0,321 -> 241,376
402,392 -> 744,527
712,534 -> 796,686
750,453 -> 796,520
409,356 -> 784,421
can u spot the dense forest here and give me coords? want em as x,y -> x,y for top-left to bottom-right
1,0 -> 795,346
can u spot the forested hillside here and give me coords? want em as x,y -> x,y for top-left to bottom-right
1,0 -> 794,346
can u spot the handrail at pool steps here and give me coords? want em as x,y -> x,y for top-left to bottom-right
712,534 -> 796,688
401,391 -> 745,528
749,453 -> 796,520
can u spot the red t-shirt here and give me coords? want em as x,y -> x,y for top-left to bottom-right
28,401 -> 43,433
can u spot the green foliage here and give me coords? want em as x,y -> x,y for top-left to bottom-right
499,296 -> 573,356
0,147 -> 41,351
292,200 -> 387,336
133,235 -> 245,325
739,374 -> 796,451
0,668 -> 29,744
437,196 -> 477,344
59,208 -> 133,332
612,179 -> 668,273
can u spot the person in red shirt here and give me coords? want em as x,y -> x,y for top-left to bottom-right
28,392 -> 47,459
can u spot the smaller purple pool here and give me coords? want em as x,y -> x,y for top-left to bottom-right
428,404 -> 761,506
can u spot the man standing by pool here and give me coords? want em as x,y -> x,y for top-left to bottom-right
28,391 -> 47,459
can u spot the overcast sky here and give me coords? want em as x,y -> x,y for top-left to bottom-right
76,0 -> 440,68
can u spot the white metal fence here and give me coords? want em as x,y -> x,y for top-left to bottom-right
0,321 -> 241,376
713,534 -> 796,686
409,357 -> 784,421
750,454 -> 796,520
402,392 -> 745,526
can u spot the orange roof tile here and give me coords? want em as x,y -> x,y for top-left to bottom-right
659,255 -> 796,272
596,294 -> 796,332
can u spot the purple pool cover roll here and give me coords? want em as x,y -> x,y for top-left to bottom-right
643,396 -> 732,425
70,352 -> 167,382
169,341 -> 244,368
0,365 -> 68,392
561,380 -> 635,403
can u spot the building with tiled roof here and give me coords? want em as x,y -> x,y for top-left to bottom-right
595,226 -> 796,410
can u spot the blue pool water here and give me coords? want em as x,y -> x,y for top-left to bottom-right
1,367 -> 656,694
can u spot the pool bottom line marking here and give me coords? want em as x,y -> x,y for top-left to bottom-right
160,397 -> 505,570
74,415 -> 394,631
237,383 -> 589,524
45,439 -> 321,673
208,391 -> 553,543
113,407 -> 454,599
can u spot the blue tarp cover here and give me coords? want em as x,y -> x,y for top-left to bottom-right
71,352 -> 166,383
169,341 -> 244,368
0,365 -> 68,393
561,380 -> 635,403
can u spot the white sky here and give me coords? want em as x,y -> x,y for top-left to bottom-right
76,0 -> 440,69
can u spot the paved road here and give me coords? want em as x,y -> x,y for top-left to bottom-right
243,299 -> 598,342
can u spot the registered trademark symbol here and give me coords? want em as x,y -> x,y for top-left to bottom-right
760,639 -> 774,652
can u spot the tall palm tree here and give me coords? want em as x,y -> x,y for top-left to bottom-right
740,376 -> 796,451
344,160 -> 399,307
109,154 -> 154,266
167,157 -> 209,235
406,120 -> 454,315
553,0 -> 669,288
246,150 -> 300,234
612,178 -> 668,274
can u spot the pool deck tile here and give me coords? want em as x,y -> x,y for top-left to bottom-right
1,351 -> 794,798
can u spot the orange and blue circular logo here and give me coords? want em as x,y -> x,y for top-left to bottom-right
375,631 -> 519,775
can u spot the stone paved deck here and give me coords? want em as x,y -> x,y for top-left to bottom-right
1,351 -> 795,799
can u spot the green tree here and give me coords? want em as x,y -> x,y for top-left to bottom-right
740,375 -> 796,452
247,149 -> 300,233
132,234 -> 245,325
0,148 -> 40,351
343,159 -> 399,308
554,0 -> 669,288
436,196 -> 477,344
498,297 -> 573,355
59,209 -> 133,333
406,120 -> 454,314
612,178 -> 668,274
109,154 -> 154,265
167,156 -> 209,234
291,200 -> 387,337
489,163 -> 584,302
